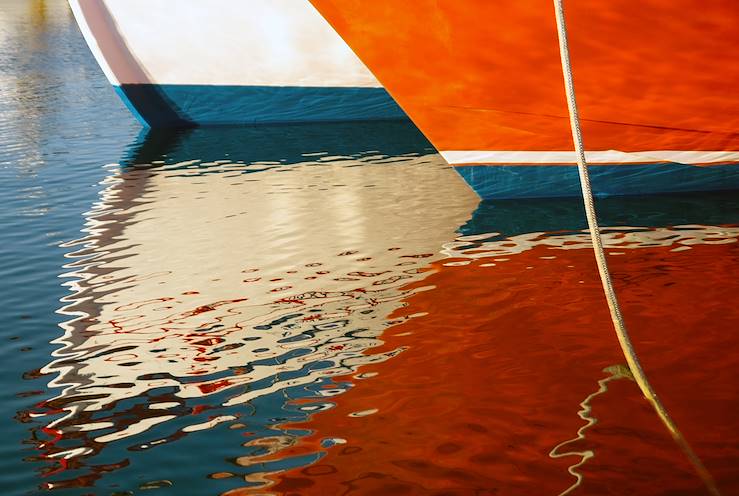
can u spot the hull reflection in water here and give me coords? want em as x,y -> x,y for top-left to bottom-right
271,193 -> 739,495
27,122 -> 478,493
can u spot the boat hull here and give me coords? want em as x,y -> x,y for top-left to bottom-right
309,0 -> 739,198
455,162 -> 739,199
69,0 -> 405,127
113,84 -> 401,128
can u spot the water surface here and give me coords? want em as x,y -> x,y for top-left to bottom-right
1,2 -> 738,495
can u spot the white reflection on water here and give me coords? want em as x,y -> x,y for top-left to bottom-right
443,225 -> 739,263
30,126 -> 478,489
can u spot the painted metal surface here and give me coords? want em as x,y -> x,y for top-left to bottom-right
69,0 -> 404,126
114,85 -> 404,127
455,163 -> 739,200
309,0 -> 739,198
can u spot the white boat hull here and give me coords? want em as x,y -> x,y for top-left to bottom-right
69,0 -> 405,127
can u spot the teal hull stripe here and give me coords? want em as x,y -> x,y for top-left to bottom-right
114,84 -> 407,128
454,163 -> 739,199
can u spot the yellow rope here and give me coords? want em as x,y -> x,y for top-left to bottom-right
551,1 -> 721,494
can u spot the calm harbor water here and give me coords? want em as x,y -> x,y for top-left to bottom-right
2,2 -> 739,495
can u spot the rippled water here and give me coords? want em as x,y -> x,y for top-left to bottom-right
2,2 -> 738,495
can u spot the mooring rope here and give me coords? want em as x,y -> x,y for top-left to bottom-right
551,1 -> 721,494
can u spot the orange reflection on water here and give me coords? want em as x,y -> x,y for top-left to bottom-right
268,227 -> 739,495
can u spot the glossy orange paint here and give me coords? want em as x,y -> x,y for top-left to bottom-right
309,0 -> 739,154
272,240 -> 739,494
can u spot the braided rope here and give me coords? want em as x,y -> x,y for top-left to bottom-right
551,1 -> 720,494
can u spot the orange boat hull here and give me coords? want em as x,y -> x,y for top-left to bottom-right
310,0 -> 739,198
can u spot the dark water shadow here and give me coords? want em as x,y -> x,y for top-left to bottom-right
461,192 -> 739,240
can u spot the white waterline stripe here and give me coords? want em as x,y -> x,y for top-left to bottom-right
441,150 -> 739,165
